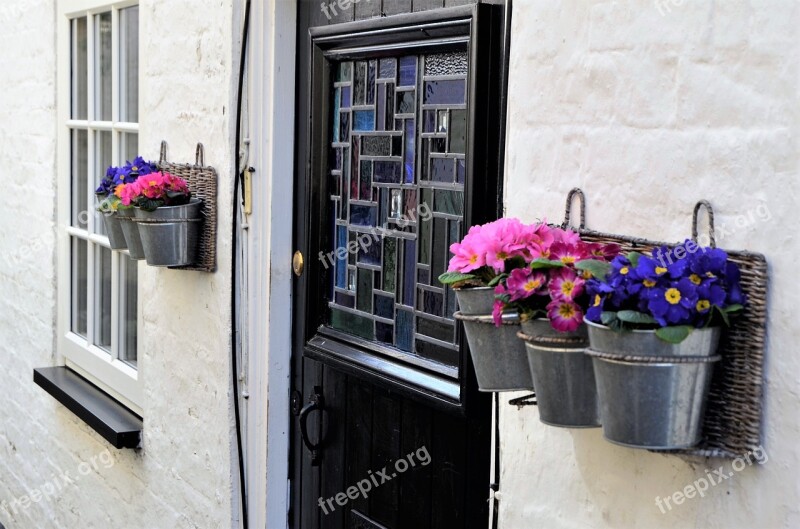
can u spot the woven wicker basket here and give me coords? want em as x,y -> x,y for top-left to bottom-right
559,188 -> 768,459
157,141 -> 218,272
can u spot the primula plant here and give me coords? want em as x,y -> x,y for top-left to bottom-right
95,157 -> 158,212
580,240 -> 746,343
437,218 -> 621,332
491,230 -> 620,332
438,218 -> 556,287
118,171 -> 192,211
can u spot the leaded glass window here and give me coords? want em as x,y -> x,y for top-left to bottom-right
325,50 -> 469,370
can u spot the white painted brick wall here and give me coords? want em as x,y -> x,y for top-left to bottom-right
0,1 -> 238,528
501,1 -> 799,528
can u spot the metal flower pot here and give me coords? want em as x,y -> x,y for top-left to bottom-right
455,311 -> 533,392
134,198 -> 203,267
117,208 -> 145,260
518,320 -> 600,428
585,322 -> 722,448
101,212 -> 128,250
454,287 -> 496,315
585,320 -> 721,357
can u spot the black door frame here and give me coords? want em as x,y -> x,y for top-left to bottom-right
291,3 -> 508,526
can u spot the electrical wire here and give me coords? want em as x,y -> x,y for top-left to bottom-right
232,0 -> 252,527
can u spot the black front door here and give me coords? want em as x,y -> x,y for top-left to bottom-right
291,3 -> 508,528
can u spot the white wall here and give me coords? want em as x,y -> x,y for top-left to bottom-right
0,1 -> 240,527
500,1 -> 799,528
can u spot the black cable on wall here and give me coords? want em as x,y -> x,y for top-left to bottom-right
232,0 -> 252,527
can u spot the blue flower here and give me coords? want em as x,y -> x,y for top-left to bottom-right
647,278 -> 699,326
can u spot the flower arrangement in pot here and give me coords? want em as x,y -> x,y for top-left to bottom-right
95,157 -> 158,257
490,230 -> 620,427
579,240 -> 746,448
438,218 -> 566,392
121,171 -> 203,267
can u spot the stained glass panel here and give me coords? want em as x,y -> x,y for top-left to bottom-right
327,50 -> 468,370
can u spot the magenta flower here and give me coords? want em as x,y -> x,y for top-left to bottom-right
549,268 -> 585,301
546,298 -> 584,332
506,268 -> 547,301
549,241 -> 589,266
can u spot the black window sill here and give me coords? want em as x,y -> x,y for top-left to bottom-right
33,367 -> 142,449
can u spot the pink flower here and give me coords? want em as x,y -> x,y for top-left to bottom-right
546,298 -> 584,332
550,241 -> 590,266
552,228 -> 581,245
492,283 -> 509,327
585,242 -> 621,260
506,268 -> 547,301
481,218 -> 530,272
549,267 -> 585,301
448,237 -> 488,273
118,182 -> 142,206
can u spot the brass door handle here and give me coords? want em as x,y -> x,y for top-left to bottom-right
293,251 -> 304,277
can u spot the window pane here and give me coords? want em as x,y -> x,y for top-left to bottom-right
71,237 -> 88,337
121,256 -> 138,367
71,17 -> 88,120
94,12 -> 112,121
94,131 -> 112,235
119,6 -> 139,122
120,132 -> 138,164
95,245 -> 112,350
71,129 -> 88,228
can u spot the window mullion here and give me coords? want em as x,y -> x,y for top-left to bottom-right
111,251 -> 121,361
111,6 -> 119,126
86,241 -> 96,348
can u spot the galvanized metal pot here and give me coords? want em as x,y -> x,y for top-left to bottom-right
454,287 -> 496,315
585,321 -> 722,448
101,212 -> 128,250
518,320 -> 600,428
586,320 -> 720,357
455,311 -> 533,392
134,198 -> 203,267
117,208 -> 145,260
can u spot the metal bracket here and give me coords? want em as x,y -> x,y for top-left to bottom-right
508,392 -> 537,409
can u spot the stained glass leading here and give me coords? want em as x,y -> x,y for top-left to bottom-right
326,50 -> 469,371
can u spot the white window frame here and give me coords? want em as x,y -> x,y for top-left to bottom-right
57,0 -> 143,413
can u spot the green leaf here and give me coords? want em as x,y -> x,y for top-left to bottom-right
713,305 -> 730,326
529,258 -> 565,270
438,272 -> 477,285
627,251 -> 644,268
724,304 -> 744,313
655,325 -> 693,344
600,311 -> 619,327
487,273 -> 508,287
616,310 -> 658,325
575,259 -> 612,280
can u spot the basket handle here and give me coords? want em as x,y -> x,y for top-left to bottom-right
562,187 -> 586,230
159,140 -> 168,165
196,143 -> 205,166
692,200 -> 716,248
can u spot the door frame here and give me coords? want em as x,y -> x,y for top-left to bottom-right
245,1 -> 298,528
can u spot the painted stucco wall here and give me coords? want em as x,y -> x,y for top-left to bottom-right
500,1 -> 799,528
0,1 -> 239,528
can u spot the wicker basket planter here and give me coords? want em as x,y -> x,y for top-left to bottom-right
134,198 -> 203,267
